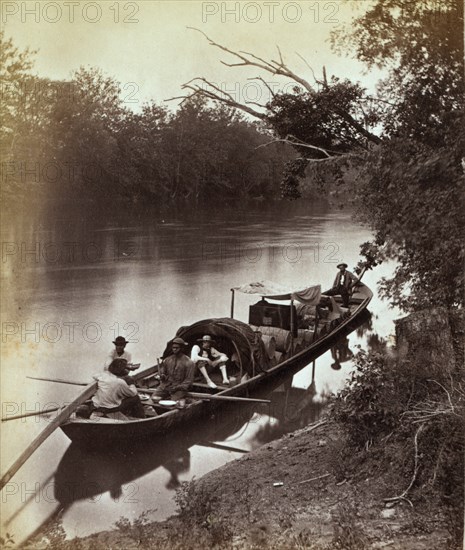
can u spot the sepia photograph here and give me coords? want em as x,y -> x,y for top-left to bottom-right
1,1 -> 463,548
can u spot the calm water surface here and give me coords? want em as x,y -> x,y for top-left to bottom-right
1,199 -> 400,543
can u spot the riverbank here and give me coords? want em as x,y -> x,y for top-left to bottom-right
30,417 -> 454,549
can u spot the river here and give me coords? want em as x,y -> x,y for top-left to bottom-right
0,198 -> 400,544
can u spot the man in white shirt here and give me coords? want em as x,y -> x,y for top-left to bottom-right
104,336 -> 138,372
191,335 -> 229,389
78,358 -> 145,418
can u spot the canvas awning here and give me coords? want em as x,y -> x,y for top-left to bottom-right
232,280 -> 321,305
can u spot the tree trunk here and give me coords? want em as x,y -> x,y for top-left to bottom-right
394,307 -> 462,378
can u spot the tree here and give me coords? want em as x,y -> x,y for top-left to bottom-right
331,0 -> 465,310
46,67 -> 128,193
331,0 -> 464,143
354,119 -> 464,311
175,28 -> 381,160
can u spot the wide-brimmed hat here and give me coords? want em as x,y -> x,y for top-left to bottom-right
172,337 -> 188,346
198,335 -> 215,343
113,336 -> 129,345
337,263 -> 348,269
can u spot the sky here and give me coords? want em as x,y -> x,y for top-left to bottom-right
3,0 -> 381,112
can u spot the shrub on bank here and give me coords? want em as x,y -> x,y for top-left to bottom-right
331,308 -> 464,548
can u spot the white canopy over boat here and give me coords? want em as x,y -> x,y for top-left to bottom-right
232,280 -> 321,305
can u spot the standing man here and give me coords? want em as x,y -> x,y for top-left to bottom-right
152,337 -> 195,407
105,336 -> 138,372
191,335 -> 229,389
324,263 -> 359,308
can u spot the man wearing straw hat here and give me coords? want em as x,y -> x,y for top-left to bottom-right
324,263 -> 359,308
191,335 -> 229,389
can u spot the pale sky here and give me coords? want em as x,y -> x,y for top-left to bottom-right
4,0 -> 381,110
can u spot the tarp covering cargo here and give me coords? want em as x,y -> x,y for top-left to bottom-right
163,317 -> 272,375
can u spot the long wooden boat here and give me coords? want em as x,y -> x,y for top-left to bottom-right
60,278 -> 372,446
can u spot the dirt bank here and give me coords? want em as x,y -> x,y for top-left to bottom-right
32,418 -> 454,550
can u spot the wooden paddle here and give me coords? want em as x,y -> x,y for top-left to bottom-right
187,392 -> 270,404
140,387 -> 270,404
26,375 -> 271,404
26,376 -> 87,386
2,406 -> 64,422
0,381 -> 97,491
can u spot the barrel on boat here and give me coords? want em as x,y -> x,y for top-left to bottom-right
257,326 -> 291,353
297,329 -> 314,345
260,334 -> 276,359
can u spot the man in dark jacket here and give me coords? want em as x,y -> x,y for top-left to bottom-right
152,338 -> 195,406
324,263 -> 359,308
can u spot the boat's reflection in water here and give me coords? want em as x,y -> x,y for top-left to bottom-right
54,380 -> 323,506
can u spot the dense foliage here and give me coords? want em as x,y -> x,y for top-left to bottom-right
334,0 -> 464,311
331,0 -> 464,144
355,132 -> 464,311
0,33 -> 290,202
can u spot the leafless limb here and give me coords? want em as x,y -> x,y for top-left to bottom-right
295,52 -> 322,87
247,76 -> 277,101
427,379 -> 455,411
187,27 -> 314,93
255,137 -> 333,158
384,423 -> 425,506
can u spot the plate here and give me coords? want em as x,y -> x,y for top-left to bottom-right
159,400 -> 177,406
139,394 -> 150,401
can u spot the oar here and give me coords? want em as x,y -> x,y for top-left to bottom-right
0,381 -> 97,490
26,375 -> 271,403
26,376 -> 87,386
2,406 -> 65,422
140,387 -> 270,404
187,392 -> 270,404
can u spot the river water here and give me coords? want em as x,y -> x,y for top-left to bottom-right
0,198 -> 400,544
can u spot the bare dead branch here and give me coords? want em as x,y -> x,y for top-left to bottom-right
255,137 -> 333,158
384,423 -> 425,506
247,76 -> 277,101
295,52 -> 322,86
427,379 -> 454,411
178,78 -> 267,120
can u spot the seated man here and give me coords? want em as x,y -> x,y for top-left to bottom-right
152,337 -> 195,407
191,335 -> 229,389
323,263 -> 359,308
77,358 -> 145,419
104,336 -> 139,372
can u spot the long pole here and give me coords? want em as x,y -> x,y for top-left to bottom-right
2,406 -> 64,422
140,387 -> 269,404
290,298 -> 295,356
0,381 -> 97,490
27,376 -> 86,386
230,288 -> 235,318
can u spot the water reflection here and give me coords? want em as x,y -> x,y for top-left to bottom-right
1,198 -> 401,543
330,337 -> 354,370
